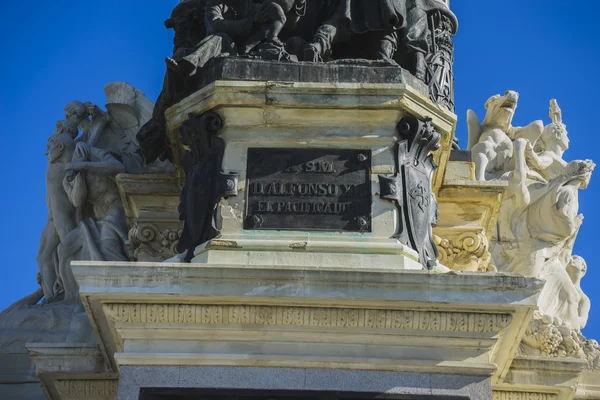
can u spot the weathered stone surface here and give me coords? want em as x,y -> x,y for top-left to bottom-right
197,57 -> 428,93
117,366 -> 491,400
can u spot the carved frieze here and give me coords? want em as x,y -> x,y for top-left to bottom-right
55,379 -> 118,399
103,303 -> 511,333
493,392 -> 557,400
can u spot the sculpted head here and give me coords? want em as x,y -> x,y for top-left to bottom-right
567,255 -> 587,284
64,101 -> 88,123
53,119 -> 79,138
482,90 -> 519,132
46,133 -> 75,164
563,160 -> 595,189
539,122 -> 569,152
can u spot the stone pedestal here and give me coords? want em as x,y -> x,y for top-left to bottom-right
164,78 -> 456,270
72,260 -> 542,400
434,155 -> 507,272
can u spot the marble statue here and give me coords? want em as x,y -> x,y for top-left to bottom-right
538,255 -> 591,331
0,82 -> 154,367
38,127 -> 79,303
525,101 -> 569,182
477,96 -> 598,364
466,90 -> 544,182
6,82 -> 153,311
58,141 -> 129,302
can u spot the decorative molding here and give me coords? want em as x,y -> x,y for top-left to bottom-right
128,223 -> 182,262
493,391 -> 557,400
103,304 -> 512,333
434,231 -> 494,272
55,379 -> 118,398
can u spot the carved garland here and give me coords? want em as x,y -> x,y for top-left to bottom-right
104,304 -> 512,333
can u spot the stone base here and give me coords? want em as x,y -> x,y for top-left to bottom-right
0,303 -> 97,400
164,79 -> 457,270
73,260 -> 542,383
182,57 -> 428,104
26,343 -> 116,400
496,356 -> 587,400
116,366 -> 491,400
192,238 -> 422,270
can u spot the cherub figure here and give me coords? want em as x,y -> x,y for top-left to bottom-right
64,100 -> 111,148
64,82 -> 151,174
37,123 -> 79,303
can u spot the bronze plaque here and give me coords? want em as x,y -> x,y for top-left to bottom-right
245,148 -> 372,232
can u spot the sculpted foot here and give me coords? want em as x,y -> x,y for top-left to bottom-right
165,57 -> 195,78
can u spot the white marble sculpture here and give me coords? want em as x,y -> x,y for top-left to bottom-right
0,83 -> 156,356
480,97 -> 597,364
34,82 -> 155,304
466,90 -> 543,181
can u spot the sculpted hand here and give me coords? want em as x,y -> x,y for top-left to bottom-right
303,43 -> 322,62
524,141 -> 539,166
74,142 -> 91,160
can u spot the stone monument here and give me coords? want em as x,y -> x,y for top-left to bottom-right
1,1 -> 599,400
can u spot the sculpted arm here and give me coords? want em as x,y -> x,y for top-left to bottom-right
205,4 -> 251,36
525,144 -> 554,171
67,144 -> 126,177
84,103 -> 111,147
579,293 -> 591,330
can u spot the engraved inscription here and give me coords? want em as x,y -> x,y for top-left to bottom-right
245,149 -> 372,231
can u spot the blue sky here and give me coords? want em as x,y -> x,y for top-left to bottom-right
0,1 -> 599,338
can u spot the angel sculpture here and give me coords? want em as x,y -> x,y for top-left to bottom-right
35,82 -> 154,304
65,82 -> 154,175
